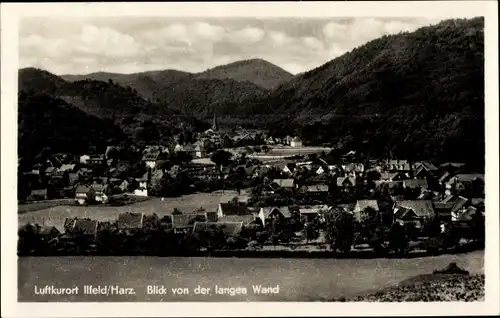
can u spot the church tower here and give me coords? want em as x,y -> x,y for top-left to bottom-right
212,112 -> 219,131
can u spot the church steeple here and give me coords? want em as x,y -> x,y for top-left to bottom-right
212,112 -> 219,131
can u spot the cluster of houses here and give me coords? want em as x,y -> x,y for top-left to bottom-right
29,184 -> 484,246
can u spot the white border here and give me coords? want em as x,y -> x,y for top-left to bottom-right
1,1 -> 499,317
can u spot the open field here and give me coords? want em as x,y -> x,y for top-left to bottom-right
18,250 -> 483,301
18,190 -> 244,231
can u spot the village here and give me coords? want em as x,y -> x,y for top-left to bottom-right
17,115 -> 485,256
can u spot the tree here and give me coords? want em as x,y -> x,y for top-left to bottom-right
196,225 -> 227,252
210,150 -> 232,168
325,208 -> 355,253
422,216 -> 441,238
304,222 -> 320,243
388,222 -> 409,255
262,145 -> 270,153
170,151 -> 193,165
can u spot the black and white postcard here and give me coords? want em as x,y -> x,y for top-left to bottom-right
1,1 -> 499,317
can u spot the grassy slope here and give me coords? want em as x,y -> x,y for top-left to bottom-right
345,274 -> 484,301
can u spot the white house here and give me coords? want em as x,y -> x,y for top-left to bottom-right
174,144 -> 184,152
91,183 -> 107,203
290,137 -> 303,148
75,185 -> 91,205
134,179 -> 148,197
142,150 -> 161,169
79,155 -> 90,164
316,166 -> 325,175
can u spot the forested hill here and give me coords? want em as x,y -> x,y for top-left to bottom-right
195,58 -> 293,89
18,92 -> 126,165
253,17 -> 485,166
18,69 -> 209,164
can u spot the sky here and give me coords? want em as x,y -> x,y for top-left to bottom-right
19,17 -> 447,75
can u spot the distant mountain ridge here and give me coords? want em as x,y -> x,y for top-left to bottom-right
59,58 -> 292,107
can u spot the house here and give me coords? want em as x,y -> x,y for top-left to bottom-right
44,166 -> 57,178
272,178 -> 295,189
134,177 -> 148,196
64,218 -> 98,238
452,206 -> 479,222
380,172 -> 405,181
417,189 -> 436,200
414,161 -> 438,178
192,222 -> 244,237
393,200 -> 436,227
37,226 -> 61,241
266,136 -> 275,145
218,214 -> 257,226
290,137 -> 303,148
192,140 -> 209,158
78,168 -> 93,182
174,143 -> 184,152
79,155 -> 90,164
438,172 -> 452,185
273,162 -> 296,175
385,159 -> 412,172
142,150 -> 162,169
316,166 -> 326,175
117,212 -> 144,230
75,185 -> 91,205
403,179 -> 429,190
29,189 -> 48,201
90,183 -> 106,203
305,184 -> 329,198
183,143 -> 196,156
433,195 -> 471,221
445,174 -> 485,195
217,203 -> 253,218
336,176 -> 356,189
88,154 -> 105,166
119,179 -> 129,192
353,200 -> 380,222
172,213 -> 207,233
59,164 -> 77,173
344,163 -> 365,175
298,205 -> 329,223
258,206 -> 292,227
